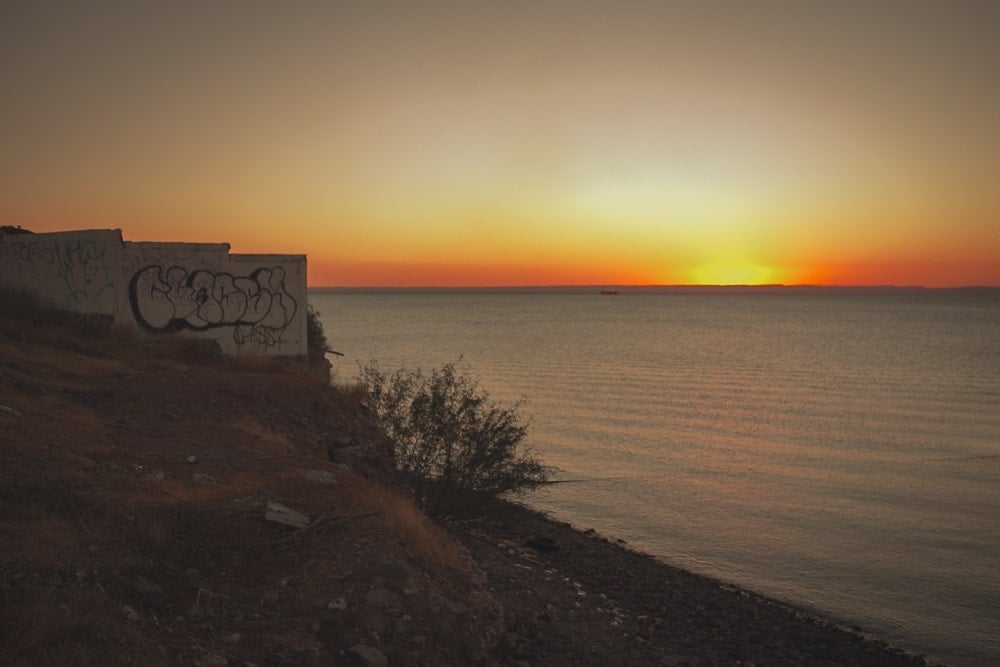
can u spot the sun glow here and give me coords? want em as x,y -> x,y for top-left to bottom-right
690,261 -> 779,286
2,4 -> 998,288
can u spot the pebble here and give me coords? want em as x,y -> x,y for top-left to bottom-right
445,601 -> 468,616
191,473 -> 215,486
347,644 -> 387,667
364,587 -> 399,608
131,575 -> 161,595
369,559 -> 411,588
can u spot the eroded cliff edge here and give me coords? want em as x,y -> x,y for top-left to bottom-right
0,304 -> 502,665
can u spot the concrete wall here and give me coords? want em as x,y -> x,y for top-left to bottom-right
1,229 -> 307,356
0,229 -> 123,315
123,243 -> 307,356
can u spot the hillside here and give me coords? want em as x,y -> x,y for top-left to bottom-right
0,294 -> 930,666
0,298 -> 501,665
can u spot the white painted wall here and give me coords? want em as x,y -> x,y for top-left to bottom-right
123,244 -> 307,356
1,229 -> 308,356
0,229 -> 123,315
227,253 -> 307,355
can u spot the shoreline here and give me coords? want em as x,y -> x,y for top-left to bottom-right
452,498 -> 931,666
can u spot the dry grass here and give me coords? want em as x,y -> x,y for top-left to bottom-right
349,479 -> 469,577
0,514 -> 83,571
0,290 -> 499,665
333,379 -> 369,403
1,584 -> 165,667
228,418 -> 298,458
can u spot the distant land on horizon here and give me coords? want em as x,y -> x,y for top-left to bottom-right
310,285 -> 1000,295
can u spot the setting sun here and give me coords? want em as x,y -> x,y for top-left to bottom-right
690,262 -> 780,286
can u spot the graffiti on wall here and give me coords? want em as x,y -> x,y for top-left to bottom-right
54,240 -> 115,303
0,236 -> 113,304
0,238 -> 55,264
128,265 -> 298,349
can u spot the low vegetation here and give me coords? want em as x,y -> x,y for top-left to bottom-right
0,290 -> 501,665
359,361 -> 552,518
305,304 -> 329,354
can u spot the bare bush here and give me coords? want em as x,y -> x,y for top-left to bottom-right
359,361 -> 551,517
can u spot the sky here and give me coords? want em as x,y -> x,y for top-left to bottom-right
2,1 -> 998,287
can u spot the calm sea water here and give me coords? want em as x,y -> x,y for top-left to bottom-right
312,290 -> 1000,665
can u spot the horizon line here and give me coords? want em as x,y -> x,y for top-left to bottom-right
309,283 -> 1000,292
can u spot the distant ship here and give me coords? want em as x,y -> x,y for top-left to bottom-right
600,287 -> 618,295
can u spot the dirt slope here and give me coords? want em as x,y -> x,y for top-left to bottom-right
0,308 -> 501,665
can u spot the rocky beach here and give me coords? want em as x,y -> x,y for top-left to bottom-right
452,500 -> 928,665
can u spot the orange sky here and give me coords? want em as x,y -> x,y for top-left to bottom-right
2,2 -> 998,287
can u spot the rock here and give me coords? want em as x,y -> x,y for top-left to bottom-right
130,575 -> 161,596
0,403 -> 22,417
191,473 -> 215,486
361,604 -> 388,633
369,559 -> 411,589
525,536 -> 559,553
327,598 -> 347,610
147,470 -> 165,480
364,588 -> 399,608
297,469 -> 337,486
121,604 -> 140,621
330,445 -> 363,465
222,632 -> 241,644
264,502 -> 310,529
347,644 -> 387,667
445,601 -> 469,616
186,455 -> 198,464
184,568 -> 205,589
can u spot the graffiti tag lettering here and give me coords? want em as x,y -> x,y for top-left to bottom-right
128,265 -> 297,349
54,240 -> 114,303
0,238 -> 56,264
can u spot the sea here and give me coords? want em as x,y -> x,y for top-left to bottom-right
310,288 -> 1000,666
